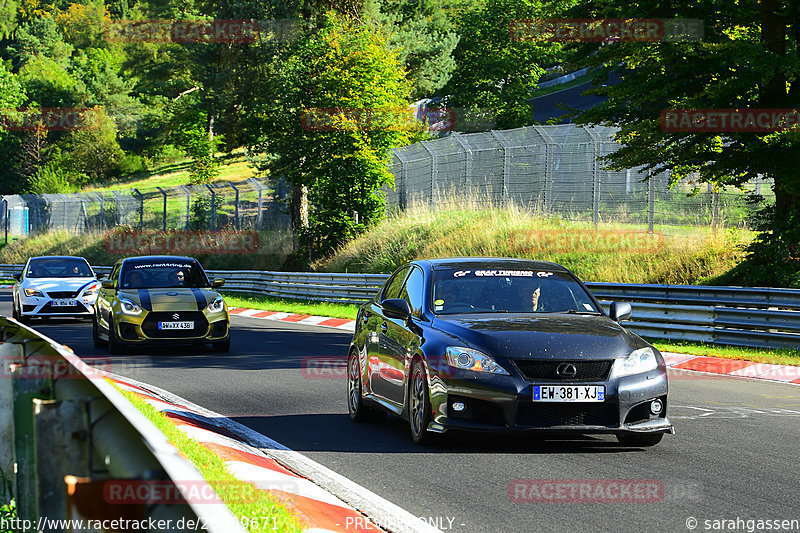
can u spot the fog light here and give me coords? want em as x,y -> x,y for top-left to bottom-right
452,402 -> 466,412
650,399 -> 663,415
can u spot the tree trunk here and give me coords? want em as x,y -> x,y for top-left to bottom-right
291,184 -> 309,253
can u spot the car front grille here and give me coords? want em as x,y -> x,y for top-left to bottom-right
516,402 -> 618,428
46,290 -> 79,299
514,360 -> 612,381
141,312 -> 209,338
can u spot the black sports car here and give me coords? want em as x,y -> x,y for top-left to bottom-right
347,257 -> 673,446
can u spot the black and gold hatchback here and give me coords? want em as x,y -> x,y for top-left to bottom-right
93,256 -> 230,353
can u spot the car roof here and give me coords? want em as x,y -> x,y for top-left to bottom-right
29,255 -> 89,261
418,257 -> 569,272
121,255 -> 199,264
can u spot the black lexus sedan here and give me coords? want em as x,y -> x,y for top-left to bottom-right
347,257 -> 673,446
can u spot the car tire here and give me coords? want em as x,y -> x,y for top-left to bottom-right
107,322 -> 125,355
347,350 -> 385,423
92,316 -> 107,348
617,432 -> 664,447
409,359 -> 435,445
211,335 -> 231,353
12,298 -> 20,321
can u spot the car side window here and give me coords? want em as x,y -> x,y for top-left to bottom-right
399,267 -> 425,318
382,266 -> 411,301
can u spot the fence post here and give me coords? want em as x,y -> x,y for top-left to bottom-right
95,192 -> 104,230
179,185 -> 191,230
248,178 -> 264,229
453,133 -> 473,196
156,187 -> 167,231
205,184 -> 216,231
421,141 -> 437,204
648,170 -> 655,234
491,130 -> 511,205
230,182 -> 240,230
711,183 -> 720,234
583,126 -> 602,227
393,149 -> 409,209
133,188 -> 144,228
111,191 -> 122,225
2,197 -> 7,245
532,126 -> 555,214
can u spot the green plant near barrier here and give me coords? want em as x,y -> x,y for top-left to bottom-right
0,470 -> 14,533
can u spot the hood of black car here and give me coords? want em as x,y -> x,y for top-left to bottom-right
431,313 -> 638,360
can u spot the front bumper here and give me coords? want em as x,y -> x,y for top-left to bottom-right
425,358 -> 673,436
113,309 -> 230,343
19,293 -> 97,317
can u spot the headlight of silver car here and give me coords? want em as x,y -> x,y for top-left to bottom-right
445,347 -> 510,375
82,282 -> 100,296
206,296 -> 225,313
23,288 -> 44,297
614,347 -> 658,377
119,297 -> 142,315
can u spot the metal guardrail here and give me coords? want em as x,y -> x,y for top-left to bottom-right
0,316 -> 244,533
1,264 -> 799,349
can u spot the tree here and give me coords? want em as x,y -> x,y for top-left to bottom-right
443,0 -> 567,129
261,12 -> 416,258
365,0 -> 459,98
571,0 -> 800,285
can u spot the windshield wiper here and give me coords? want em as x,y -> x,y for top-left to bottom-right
563,309 -> 602,315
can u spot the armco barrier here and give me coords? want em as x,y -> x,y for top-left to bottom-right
1,264 -> 799,349
0,316 -> 244,533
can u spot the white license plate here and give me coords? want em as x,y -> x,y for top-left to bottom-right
533,385 -> 605,402
52,299 -> 77,307
158,321 -> 194,330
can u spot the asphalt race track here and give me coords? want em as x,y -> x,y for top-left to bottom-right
4,290 -> 799,533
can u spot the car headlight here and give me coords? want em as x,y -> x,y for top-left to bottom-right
445,347 -> 510,375
23,288 -> 43,297
83,283 -> 100,296
206,296 -> 225,313
119,298 -> 142,315
614,347 -> 658,377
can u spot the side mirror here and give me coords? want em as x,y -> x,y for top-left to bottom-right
609,301 -> 632,322
12,273 -> 21,282
213,278 -> 225,288
101,280 -> 115,290
381,298 -> 411,320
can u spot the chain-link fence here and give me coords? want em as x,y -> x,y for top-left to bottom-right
386,124 -> 774,231
0,177 -> 291,240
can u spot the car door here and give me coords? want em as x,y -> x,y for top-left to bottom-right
97,262 -> 121,333
379,266 -> 426,405
367,266 -> 410,403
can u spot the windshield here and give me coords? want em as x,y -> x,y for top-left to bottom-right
26,258 -> 93,278
432,268 -> 599,315
120,260 -> 210,289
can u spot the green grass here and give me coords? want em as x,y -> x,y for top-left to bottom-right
651,340 -> 800,367
530,73 -> 595,98
314,197 -> 752,285
84,151 -> 259,194
224,293 -> 359,320
114,385 -> 306,533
